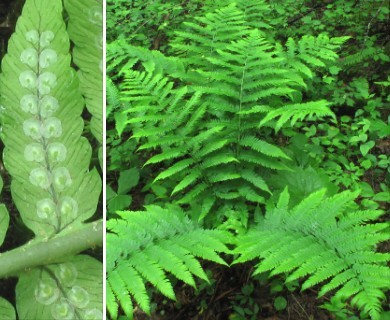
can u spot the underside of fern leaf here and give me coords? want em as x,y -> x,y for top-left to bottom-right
0,0 -> 102,318
106,205 -> 232,319
64,0 -> 103,148
0,0 -> 101,239
233,188 -> 390,320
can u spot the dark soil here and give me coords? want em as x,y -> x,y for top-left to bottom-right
132,263 -> 335,320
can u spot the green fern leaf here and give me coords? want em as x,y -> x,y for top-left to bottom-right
0,297 -> 15,320
16,255 -> 102,320
239,136 -> 290,159
107,269 -> 134,319
0,0 -> 101,239
64,0 -> 103,146
106,283 -> 118,320
107,205 -> 232,317
234,188 -> 389,319
259,100 -> 335,132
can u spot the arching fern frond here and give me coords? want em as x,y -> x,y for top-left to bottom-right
277,34 -> 350,79
106,205 -> 232,319
107,39 -> 184,81
233,188 -> 390,320
259,100 -> 335,132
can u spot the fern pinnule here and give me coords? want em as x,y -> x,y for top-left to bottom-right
106,205 -> 232,319
233,188 -> 390,320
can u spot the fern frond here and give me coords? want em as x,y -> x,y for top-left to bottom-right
279,34 -> 350,78
234,188 -> 390,319
106,281 -> 119,320
115,2 -> 347,223
235,0 -> 272,30
259,100 -> 335,132
106,205 -> 232,318
107,269 -> 134,318
106,78 -> 121,118
171,4 -> 249,67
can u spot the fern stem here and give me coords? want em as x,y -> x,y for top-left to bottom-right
0,220 -> 102,278
237,56 -> 248,156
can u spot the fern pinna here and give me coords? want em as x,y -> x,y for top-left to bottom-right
116,3 -> 345,228
106,205 -> 232,319
64,0 -> 103,158
0,0 -> 102,318
234,188 -> 390,320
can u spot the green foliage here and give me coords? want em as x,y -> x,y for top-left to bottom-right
106,205 -> 232,319
230,283 -> 260,320
0,0 -> 102,318
64,0 -> 103,147
273,296 -> 287,312
1,0 -> 101,238
107,168 -> 139,216
0,176 -> 9,247
116,3 -> 345,228
293,84 -> 390,201
107,0 -> 389,319
0,176 -> 13,320
233,188 -> 390,320
16,255 -> 102,320
107,0 -> 202,48
0,296 -> 15,320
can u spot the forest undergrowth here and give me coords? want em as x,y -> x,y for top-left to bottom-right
106,1 -> 389,319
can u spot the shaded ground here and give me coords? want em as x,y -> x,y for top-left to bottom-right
133,263 -> 334,320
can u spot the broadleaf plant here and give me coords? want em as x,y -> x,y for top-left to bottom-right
0,0 -> 103,319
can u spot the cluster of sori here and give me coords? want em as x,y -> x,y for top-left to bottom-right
34,263 -> 102,320
20,30 -> 77,227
